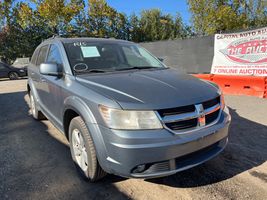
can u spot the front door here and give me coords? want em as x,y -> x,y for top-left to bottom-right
38,44 -> 65,126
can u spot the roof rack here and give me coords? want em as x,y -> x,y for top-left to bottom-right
43,34 -> 61,42
52,34 -> 60,38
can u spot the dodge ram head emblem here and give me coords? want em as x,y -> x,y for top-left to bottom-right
196,104 -> 205,127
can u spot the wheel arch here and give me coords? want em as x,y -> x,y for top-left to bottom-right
27,79 -> 39,99
63,96 -> 109,172
8,71 -> 19,79
27,83 -> 31,95
63,96 -> 98,138
63,108 -> 79,140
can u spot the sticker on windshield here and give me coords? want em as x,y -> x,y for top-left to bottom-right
73,63 -> 88,72
81,46 -> 100,58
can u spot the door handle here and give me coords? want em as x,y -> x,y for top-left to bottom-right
31,72 -> 35,75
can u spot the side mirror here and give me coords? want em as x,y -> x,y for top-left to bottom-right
158,57 -> 164,62
40,63 -> 62,77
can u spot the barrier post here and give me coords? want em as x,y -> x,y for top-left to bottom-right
192,74 -> 267,98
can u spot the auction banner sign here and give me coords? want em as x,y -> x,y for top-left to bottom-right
211,27 -> 267,76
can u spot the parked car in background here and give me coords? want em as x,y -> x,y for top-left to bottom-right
12,57 -> 30,69
0,61 -> 27,80
27,37 -> 231,182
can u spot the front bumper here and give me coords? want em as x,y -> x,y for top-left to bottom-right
18,70 -> 27,77
92,107 -> 231,178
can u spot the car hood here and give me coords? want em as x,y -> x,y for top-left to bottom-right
11,64 -> 27,69
76,68 -> 220,110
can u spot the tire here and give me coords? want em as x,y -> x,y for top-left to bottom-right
8,72 -> 19,80
69,116 -> 106,182
29,91 -> 45,120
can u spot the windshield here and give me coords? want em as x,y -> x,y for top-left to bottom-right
12,58 -> 30,67
63,41 -> 166,74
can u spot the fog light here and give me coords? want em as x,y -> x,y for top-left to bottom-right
132,164 -> 146,173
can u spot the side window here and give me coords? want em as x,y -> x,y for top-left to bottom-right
0,63 -> 6,69
0,63 -> 6,70
31,48 -> 39,65
36,45 -> 49,66
47,44 -> 63,65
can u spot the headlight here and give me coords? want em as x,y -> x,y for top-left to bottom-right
19,69 -> 24,72
99,105 -> 163,130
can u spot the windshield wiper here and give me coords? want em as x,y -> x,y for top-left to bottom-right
115,66 -> 158,71
75,69 -> 110,74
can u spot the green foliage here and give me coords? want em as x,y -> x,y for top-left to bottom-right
188,0 -> 267,35
4,0 -> 266,62
0,0 -> 191,62
129,9 -> 189,42
0,1 -> 44,63
18,0 -> 84,34
0,0 -> 14,27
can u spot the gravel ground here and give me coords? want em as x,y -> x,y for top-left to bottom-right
0,79 -> 266,200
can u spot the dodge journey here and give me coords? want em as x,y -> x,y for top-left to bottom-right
27,37 -> 231,181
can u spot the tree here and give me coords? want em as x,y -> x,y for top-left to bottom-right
173,14 -> 194,38
136,9 -> 188,42
129,13 -> 141,42
18,0 -> 84,35
0,0 -> 14,28
87,0 -> 112,37
188,0 -> 267,35
0,1 -> 31,63
85,0 -> 127,39
111,12 -> 130,40
0,0 -> 194,62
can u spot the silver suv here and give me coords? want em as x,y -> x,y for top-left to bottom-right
27,37 -> 231,181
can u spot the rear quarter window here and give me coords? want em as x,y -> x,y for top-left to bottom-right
30,48 -> 39,65
36,45 -> 49,66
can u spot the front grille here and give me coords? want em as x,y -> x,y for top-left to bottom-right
206,109 -> 220,125
158,96 -> 221,132
158,105 -> 195,117
203,96 -> 220,109
165,118 -> 198,130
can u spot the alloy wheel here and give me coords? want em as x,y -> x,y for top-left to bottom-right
72,129 -> 88,173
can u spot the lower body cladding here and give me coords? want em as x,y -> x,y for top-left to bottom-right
90,108 -> 231,179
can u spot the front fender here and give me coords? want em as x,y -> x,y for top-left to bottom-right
63,96 -> 110,172
64,96 -> 97,124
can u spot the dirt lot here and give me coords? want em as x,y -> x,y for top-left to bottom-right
0,79 -> 266,200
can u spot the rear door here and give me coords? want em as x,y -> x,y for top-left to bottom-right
0,63 -> 10,78
33,45 -> 49,110
38,44 -> 65,126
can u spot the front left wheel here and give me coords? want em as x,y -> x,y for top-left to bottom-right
8,72 -> 19,80
69,116 -> 106,182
